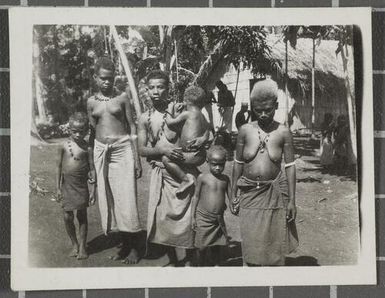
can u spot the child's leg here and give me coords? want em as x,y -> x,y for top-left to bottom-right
76,209 -> 88,260
162,155 -> 194,196
211,246 -> 222,266
196,247 -> 208,266
63,210 -> 79,257
166,246 -> 178,266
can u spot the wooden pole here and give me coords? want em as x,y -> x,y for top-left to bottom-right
110,25 -> 142,117
284,40 -> 289,127
311,37 -> 316,137
174,39 -> 179,82
340,44 -> 357,163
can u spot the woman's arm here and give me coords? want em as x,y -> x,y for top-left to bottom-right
282,127 -> 297,222
231,126 -> 246,200
55,144 -> 64,201
123,93 -> 142,178
86,98 -> 97,182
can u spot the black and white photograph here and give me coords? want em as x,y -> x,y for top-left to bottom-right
10,7 -> 375,290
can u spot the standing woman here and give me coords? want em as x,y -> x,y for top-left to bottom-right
231,79 -> 298,266
87,57 -> 142,264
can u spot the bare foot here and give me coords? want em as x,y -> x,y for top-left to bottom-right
109,252 -> 123,261
77,247 -> 88,260
176,174 -> 195,198
68,246 -> 79,258
122,248 -> 139,265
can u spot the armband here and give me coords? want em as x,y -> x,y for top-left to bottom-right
284,161 -> 296,168
88,178 -> 96,184
234,158 -> 245,164
130,134 -> 138,140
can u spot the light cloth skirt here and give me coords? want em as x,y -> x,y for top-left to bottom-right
94,136 -> 141,234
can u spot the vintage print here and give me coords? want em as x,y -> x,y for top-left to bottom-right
10,8 -> 375,290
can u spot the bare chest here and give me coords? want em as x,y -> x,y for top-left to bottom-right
243,127 -> 283,162
91,100 -> 124,119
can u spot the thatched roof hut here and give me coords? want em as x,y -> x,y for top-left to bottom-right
210,35 -> 354,131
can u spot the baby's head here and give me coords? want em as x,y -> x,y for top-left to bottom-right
207,145 -> 227,176
183,86 -> 206,108
69,112 -> 89,142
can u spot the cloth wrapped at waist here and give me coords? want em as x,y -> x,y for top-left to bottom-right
237,172 -> 288,210
94,135 -> 141,234
61,171 -> 89,211
237,171 -> 298,265
194,206 -> 228,248
147,159 -> 196,249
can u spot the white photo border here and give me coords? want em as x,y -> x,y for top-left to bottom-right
10,7 -> 375,290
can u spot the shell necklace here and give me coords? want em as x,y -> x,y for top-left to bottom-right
257,128 -> 270,154
67,141 -> 82,161
95,92 -> 113,102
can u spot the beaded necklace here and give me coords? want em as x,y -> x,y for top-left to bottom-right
257,127 -> 270,154
95,93 -> 113,102
67,141 -> 82,161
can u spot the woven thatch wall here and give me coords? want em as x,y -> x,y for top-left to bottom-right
211,35 -> 354,131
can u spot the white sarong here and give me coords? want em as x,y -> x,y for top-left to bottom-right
94,136 -> 141,234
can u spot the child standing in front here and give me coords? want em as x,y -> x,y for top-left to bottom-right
56,112 -> 95,260
191,145 -> 231,266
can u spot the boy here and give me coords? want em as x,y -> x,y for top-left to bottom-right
56,112 -> 95,260
191,145 -> 231,266
163,86 -> 210,196
231,79 -> 298,266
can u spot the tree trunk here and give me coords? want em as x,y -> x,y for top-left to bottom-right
284,40 -> 289,127
193,42 -> 226,88
311,37 -> 316,137
340,44 -> 357,164
110,25 -> 142,118
33,28 -> 47,125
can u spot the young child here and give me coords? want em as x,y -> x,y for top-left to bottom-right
56,112 -> 95,260
163,86 -> 210,196
191,145 -> 231,266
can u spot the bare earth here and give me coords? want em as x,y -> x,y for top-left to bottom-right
28,137 -> 359,268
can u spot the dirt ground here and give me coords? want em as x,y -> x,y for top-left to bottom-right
28,136 -> 359,268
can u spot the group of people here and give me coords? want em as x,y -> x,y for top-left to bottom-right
55,56 -> 298,266
320,113 -> 351,172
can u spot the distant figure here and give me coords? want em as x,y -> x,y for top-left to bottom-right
320,113 -> 335,169
333,115 -> 350,169
231,79 -> 298,266
56,112 -> 95,260
191,145 -> 231,266
235,102 -> 251,130
216,80 -> 235,133
163,86 -> 210,196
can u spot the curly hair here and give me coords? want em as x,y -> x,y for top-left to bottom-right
69,112 -> 89,128
183,85 -> 206,107
146,70 -> 170,86
94,57 -> 115,74
207,145 -> 227,161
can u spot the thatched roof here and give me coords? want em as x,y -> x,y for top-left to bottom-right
267,35 -> 355,101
